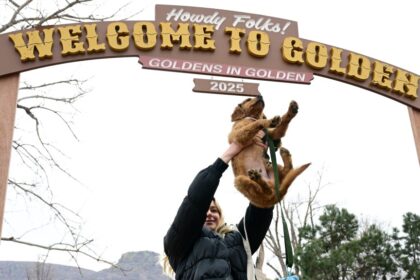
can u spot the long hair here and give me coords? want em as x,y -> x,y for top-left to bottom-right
162,198 -> 233,278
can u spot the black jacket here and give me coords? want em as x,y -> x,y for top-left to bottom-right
164,158 -> 273,279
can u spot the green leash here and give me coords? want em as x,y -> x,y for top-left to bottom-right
264,128 -> 294,269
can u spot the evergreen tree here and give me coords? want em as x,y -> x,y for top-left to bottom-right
397,212 -> 420,279
295,205 -> 408,279
354,225 -> 398,279
296,205 -> 359,279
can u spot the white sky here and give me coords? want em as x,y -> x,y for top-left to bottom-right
1,0 -> 420,275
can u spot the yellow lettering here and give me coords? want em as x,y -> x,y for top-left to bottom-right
106,22 -> 130,52
160,22 -> 192,50
132,22 -> 157,51
282,36 -> 304,64
393,70 -> 419,99
57,25 -> 85,56
193,24 -> 215,51
83,24 -> 105,53
329,47 -> 346,75
8,29 -> 54,61
347,53 -> 371,81
371,61 -> 393,91
247,31 -> 270,58
224,27 -> 245,54
305,42 -> 328,69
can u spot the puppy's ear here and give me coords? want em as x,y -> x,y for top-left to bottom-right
231,105 -> 245,121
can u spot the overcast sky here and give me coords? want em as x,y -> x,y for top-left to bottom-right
1,0 -> 419,275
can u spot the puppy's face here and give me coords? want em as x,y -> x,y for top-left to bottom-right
231,96 -> 265,121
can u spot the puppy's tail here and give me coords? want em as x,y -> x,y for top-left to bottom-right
278,163 -> 311,199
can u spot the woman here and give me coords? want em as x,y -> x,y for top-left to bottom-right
163,136 -> 274,279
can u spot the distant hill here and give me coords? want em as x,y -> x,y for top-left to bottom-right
0,251 -> 171,280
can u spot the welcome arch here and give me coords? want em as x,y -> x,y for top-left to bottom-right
1,5 -> 419,237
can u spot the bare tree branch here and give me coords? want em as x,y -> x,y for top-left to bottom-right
7,68 -> 95,269
8,179 -> 80,242
1,236 -> 120,270
267,261 -> 282,278
15,102 -> 80,183
263,168 -> 330,278
1,0 -> 144,270
52,3 -> 138,22
12,140 -> 52,188
19,78 -> 88,95
1,0 -> 140,33
265,204 -> 287,277
36,0 -> 93,27
0,0 -> 33,32
32,105 -> 80,140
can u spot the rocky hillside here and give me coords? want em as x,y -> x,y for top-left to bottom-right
0,251 -> 171,280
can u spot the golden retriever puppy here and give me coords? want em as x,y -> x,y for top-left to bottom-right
228,95 -> 310,208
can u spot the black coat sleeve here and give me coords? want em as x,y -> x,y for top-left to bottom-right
163,158 -> 228,269
237,204 -> 274,254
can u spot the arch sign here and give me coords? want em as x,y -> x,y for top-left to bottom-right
0,5 -> 419,235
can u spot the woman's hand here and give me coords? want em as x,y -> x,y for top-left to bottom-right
253,130 -> 267,149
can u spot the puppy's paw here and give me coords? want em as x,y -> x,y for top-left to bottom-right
270,115 -> 281,127
248,169 -> 262,180
289,101 -> 299,115
280,147 -> 290,157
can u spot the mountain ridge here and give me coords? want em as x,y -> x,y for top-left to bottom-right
0,250 -> 171,280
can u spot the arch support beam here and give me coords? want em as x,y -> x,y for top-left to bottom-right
0,73 -> 19,238
409,107 -> 420,166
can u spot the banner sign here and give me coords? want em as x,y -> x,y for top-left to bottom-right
139,56 -> 312,83
193,78 -> 260,96
0,5 -> 418,109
